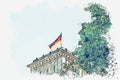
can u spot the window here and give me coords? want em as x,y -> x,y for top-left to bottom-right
62,57 -> 65,63
46,69 -> 48,74
53,66 -> 55,73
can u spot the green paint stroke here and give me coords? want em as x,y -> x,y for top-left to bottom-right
73,3 -> 112,76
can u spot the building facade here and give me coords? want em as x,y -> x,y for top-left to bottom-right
27,47 -> 86,76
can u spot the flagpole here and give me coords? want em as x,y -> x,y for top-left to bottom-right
60,32 -> 62,49
60,39 -> 62,49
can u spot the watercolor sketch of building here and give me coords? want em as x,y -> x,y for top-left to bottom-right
27,47 -> 86,77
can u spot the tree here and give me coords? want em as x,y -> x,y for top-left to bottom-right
73,3 -> 112,76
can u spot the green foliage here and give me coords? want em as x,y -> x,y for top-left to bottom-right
73,3 -> 112,76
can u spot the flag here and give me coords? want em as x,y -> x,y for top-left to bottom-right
49,33 -> 62,50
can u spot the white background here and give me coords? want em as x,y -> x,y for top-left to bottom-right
0,0 -> 120,80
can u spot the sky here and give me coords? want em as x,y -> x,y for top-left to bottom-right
0,0 -> 120,80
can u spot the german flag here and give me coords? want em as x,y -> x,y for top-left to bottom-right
49,33 -> 62,50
